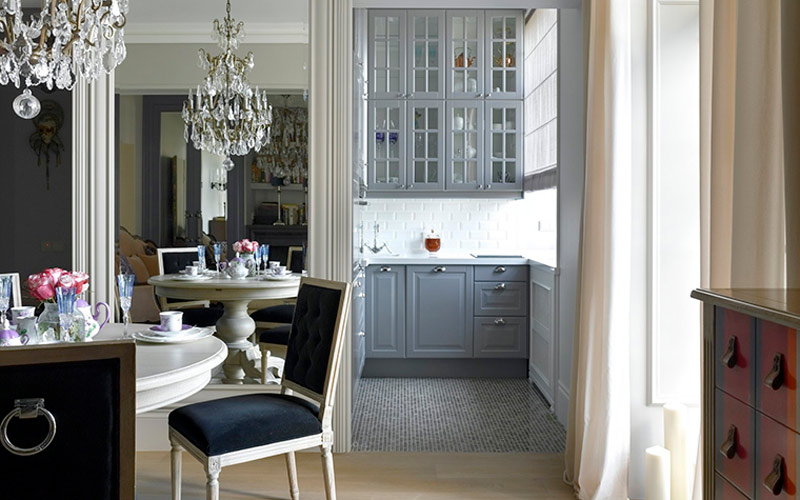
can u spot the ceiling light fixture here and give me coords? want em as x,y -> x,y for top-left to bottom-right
182,0 -> 272,172
0,0 -> 129,119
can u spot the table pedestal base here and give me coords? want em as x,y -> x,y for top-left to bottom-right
215,300 -> 262,384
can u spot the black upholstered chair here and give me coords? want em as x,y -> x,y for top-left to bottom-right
168,277 -> 352,500
157,248 -> 223,327
0,341 -> 136,499
251,303 -> 294,383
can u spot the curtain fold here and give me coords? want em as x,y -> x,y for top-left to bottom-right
565,0 -> 631,498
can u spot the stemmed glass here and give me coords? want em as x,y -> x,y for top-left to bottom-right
56,286 -> 76,342
197,244 -> 206,272
213,242 -> 224,273
117,274 -> 135,338
260,244 -> 270,277
0,276 -> 11,328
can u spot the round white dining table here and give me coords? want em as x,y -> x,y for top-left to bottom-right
94,323 -> 227,414
147,274 -> 300,384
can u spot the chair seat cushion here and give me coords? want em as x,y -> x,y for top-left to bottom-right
169,394 -> 321,456
179,306 -> 224,327
259,325 -> 291,345
250,304 -> 295,324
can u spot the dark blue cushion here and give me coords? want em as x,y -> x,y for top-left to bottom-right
284,285 -> 342,395
250,304 -> 295,324
259,325 -> 291,345
179,306 -> 224,327
169,394 -> 320,456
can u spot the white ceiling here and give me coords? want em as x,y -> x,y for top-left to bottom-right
126,0 -> 308,25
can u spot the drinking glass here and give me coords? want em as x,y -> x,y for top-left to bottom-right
56,286 -> 76,341
213,242 -> 224,273
197,245 -> 206,272
117,274 -> 135,338
260,244 -> 270,276
0,277 -> 11,327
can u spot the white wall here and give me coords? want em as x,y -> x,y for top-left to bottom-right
119,95 -> 143,234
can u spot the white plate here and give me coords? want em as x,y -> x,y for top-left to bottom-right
263,273 -> 297,281
173,274 -> 213,281
132,327 -> 214,344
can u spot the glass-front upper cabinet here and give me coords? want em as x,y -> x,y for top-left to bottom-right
408,101 -> 444,190
408,11 -> 444,99
485,11 -> 523,100
446,11 -> 484,99
368,100 -> 406,190
485,101 -> 523,190
369,11 -> 406,99
445,101 -> 484,191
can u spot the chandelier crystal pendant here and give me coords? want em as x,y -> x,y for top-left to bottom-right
0,0 -> 129,119
182,0 -> 272,172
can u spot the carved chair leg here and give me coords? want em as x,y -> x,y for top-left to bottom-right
260,346 -> 269,384
170,440 -> 183,500
321,445 -> 337,500
206,457 -> 221,500
285,451 -> 300,500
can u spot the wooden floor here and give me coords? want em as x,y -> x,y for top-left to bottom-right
136,451 -> 575,499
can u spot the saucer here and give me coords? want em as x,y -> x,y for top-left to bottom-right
149,324 -> 193,334
132,327 -> 214,344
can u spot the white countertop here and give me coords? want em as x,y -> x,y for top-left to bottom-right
363,251 -> 556,270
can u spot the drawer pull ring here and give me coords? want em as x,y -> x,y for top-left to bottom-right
494,318 -> 506,326
1,399 -> 57,457
494,266 -> 506,273
763,455 -> 784,495
763,353 -> 785,391
721,336 -> 738,368
380,266 -> 392,272
433,266 -> 446,273
495,283 -> 506,291
719,424 -> 737,459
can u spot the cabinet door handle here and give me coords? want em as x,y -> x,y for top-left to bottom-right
719,424 -> 738,459
486,93 -> 492,98
407,184 -> 413,189
486,184 -> 492,190
398,184 -> 406,189
495,282 -> 506,291
721,336 -> 738,368
358,331 -> 366,337
380,266 -> 392,272
494,318 -> 506,326
433,266 -> 447,273
494,266 -> 506,273
763,455 -> 785,495
477,184 -> 484,190
764,353 -> 785,390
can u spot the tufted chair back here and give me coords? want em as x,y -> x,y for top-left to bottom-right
281,278 -> 351,421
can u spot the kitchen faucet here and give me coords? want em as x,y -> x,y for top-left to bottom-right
364,222 -> 394,255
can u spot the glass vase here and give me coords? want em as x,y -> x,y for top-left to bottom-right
37,302 -> 60,342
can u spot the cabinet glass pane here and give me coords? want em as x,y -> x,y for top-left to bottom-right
429,70 -> 439,92
372,103 -> 402,186
428,162 -> 438,182
414,17 -> 425,38
429,17 -> 439,37
387,16 -> 399,36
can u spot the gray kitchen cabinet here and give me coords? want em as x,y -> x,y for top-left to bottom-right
365,264 -> 406,358
445,10 -> 484,99
406,265 -> 474,357
474,316 -> 527,357
408,10 -> 445,100
484,11 -> 523,100
407,100 -> 445,190
368,100 -> 406,191
474,281 -> 527,316
445,100 -> 484,192
528,264 -> 557,405
484,100 -> 523,191
368,10 -> 407,99
352,268 -> 366,392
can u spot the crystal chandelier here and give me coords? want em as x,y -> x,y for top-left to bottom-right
182,0 -> 272,172
0,0 -> 129,119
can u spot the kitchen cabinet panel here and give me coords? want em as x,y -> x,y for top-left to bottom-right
366,265 -> 406,358
368,11 -> 407,99
408,11 -> 445,100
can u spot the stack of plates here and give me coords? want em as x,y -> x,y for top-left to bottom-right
263,272 -> 299,281
132,325 -> 214,344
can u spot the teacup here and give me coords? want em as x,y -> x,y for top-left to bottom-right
10,306 -> 35,325
159,311 -> 183,332
269,261 -> 280,271
185,265 -> 199,276
15,317 -> 39,345
275,265 -> 287,276
0,329 -> 28,347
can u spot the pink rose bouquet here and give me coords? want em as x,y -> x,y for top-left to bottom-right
233,239 -> 259,254
27,268 -> 90,302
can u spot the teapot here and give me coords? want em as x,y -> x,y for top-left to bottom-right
75,299 -> 110,341
220,257 -> 252,280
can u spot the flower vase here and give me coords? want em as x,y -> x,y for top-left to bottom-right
240,252 -> 257,276
37,302 -> 60,341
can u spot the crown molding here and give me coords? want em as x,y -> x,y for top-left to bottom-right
124,22 -> 309,44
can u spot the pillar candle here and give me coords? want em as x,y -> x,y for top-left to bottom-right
645,446 -> 671,500
663,403 -> 688,500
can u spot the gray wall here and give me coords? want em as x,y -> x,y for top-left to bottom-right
0,87 -> 72,302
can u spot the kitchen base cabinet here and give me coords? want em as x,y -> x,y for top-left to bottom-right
473,316 -> 526,357
366,265 -> 406,358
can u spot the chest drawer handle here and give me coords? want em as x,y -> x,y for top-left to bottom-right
719,425 -> 738,459
494,318 -> 506,326
433,266 -> 446,273
721,336 -> 738,368
764,353 -> 785,391
495,283 -> 506,291
380,266 -> 392,272
763,455 -> 785,495
494,266 -> 506,273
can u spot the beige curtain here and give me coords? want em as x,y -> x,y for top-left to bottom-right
564,0 -> 631,498
697,0 -> 800,496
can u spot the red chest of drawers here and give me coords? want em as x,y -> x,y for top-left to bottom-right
693,289 -> 800,500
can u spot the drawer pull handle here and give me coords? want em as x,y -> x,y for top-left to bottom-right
721,336 -> 738,368
494,318 -> 506,326
763,455 -> 785,495
380,266 -> 392,272
433,266 -> 447,273
719,424 -> 738,459
764,353 -> 785,391
495,283 -> 506,291
1,399 -> 57,457
494,266 -> 506,273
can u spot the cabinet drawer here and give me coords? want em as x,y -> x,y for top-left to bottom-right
716,307 -> 756,405
715,389 -> 756,498
715,473 -> 750,500
473,317 -> 527,358
475,265 -> 528,282
757,319 -> 799,433
756,414 -> 800,499
474,282 -> 527,316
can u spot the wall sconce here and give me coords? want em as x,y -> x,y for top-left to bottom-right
211,167 -> 228,192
